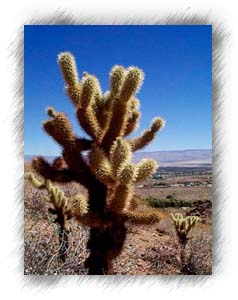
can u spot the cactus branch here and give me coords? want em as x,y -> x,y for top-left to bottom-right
107,184 -> 133,213
124,110 -> 140,136
134,159 -> 158,183
43,108 -> 76,147
58,52 -> 81,106
58,52 -> 79,86
109,138 -> 132,177
32,157 -> 77,182
122,210 -> 162,225
129,117 -> 165,151
101,67 -> 144,151
76,106 -> 102,142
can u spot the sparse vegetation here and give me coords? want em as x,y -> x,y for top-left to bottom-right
144,196 -> 210,208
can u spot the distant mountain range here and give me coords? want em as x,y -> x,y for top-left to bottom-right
133,149 -> 212,167
25,149 -> 212,168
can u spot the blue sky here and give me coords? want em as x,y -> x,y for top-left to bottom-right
24,25 -> 212,156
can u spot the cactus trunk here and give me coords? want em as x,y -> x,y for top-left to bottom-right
86,223 -> 127,275
52,207 -> 71,262
86,183 -> 127,274
180,241 -> 187,273
58,226 -> 70,263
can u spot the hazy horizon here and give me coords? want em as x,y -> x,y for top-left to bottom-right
25,148 -> 212,157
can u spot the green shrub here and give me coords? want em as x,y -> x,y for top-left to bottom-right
144,197 -> 204,208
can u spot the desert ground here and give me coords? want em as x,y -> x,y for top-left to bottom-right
24,161 -> 212,275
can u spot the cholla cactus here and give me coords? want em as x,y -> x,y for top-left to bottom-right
171,213 -> 201,273
29,52 -> 165,274
171,213 -> 201,244
25,172 -> 86,262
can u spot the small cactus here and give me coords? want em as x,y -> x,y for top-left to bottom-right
171,213 -> 201,273
25,172 -> 87,262
171,213 -> 201,244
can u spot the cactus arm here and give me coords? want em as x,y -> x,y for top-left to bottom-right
80,74 -> 102,109
97,93 -> 114,137
32,156 -> 78,182
120,67 -> 144,102
107,184 -> 133,213
101,67 -> 144,151
52,156 -> 67,169
134,159 -> 158,183
58,52 -> 102,142
58,52 -> 79,87
91,92 -> 105,128
58,52 -> 81,106
61,149 -> 94,187
121,210 -> 162,225
129,195 -> 142,210
123,97 -> 140,137
76,106 -> 102,142
101,100 -> 130,151
88,144 -> 114,185
24,172 -> 46,188
97,66 -> 126,140
43,107 -> 76,148
33,153 -> 93,190
118,163 -> 137,185
124,110 -> 140,137
129,117 -> 165,151
75,74 -> 103,142
109,138 -> 132,178
73,194 -> 89,216
110,65 -> 126,96
66,83 -> 82,106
